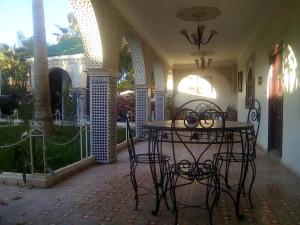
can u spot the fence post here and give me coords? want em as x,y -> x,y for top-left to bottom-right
80,122 -> 83,160
42,128 -> 46,174
29,121 -> 46,173
29,130 -> 34,174
85,122 -> 88,157
125,116 -> 128,142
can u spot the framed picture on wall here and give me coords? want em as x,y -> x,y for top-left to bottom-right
237,71 -> 243,92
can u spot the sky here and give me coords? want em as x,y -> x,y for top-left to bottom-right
0,0 -> 73,46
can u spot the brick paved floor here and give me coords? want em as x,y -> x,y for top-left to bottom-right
0,141 -> 300,225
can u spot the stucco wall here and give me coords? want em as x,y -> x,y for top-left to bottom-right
27,54 -> 87,90
237,0 -> 300,175
173,65 -> 237,111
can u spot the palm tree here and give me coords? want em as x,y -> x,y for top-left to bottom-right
32,0 -> 53,134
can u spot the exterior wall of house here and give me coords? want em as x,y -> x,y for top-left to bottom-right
27,54 -> 87,90
173,65 -> 237,111
237,0 -> 300,175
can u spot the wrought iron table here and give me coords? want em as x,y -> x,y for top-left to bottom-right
144,120 -> 254,219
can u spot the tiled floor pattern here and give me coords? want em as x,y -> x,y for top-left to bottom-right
0,141 -> 300,225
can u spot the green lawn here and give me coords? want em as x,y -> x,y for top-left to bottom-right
0,124 -> 132,173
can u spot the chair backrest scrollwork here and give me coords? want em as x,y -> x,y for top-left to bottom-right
171,99 -> 225,175
247,99 -> 261,141
246,99 -> 261,158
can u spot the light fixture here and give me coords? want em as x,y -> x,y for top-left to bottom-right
191,50 -> 215,70
179,12 -> 218,50
195,56 -> 212,70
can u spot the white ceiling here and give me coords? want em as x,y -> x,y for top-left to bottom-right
110,0 -> 282,67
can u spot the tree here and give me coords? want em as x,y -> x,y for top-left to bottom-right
0,44 -> 29,96
32,0 -> 53,134
14,32 -> 34,58
52,12 -> 81,43
117,43 -> 135,93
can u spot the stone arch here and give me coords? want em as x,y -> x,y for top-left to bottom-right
69,0 -> 102,68
153,61 -> 165,120
123,32 -> 146,85
123,31 -> 149,138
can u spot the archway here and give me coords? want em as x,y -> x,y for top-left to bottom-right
48,68 -> 72,116
123,32 -> 148,138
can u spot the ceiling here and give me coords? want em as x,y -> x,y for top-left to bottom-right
110,0 -> 282,67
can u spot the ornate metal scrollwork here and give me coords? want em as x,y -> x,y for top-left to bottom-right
30,121 -> 44,133
247,100 -> 261,124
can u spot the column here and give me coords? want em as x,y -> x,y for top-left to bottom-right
155,91 -> 165,121
135,85 -> 150,139
87,68 -> 117,163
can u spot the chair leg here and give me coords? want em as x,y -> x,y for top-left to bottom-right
130,162 -> 139,210
224,159 -> 231,188
207,173 -> 218,225
169,174 -> 178,225
162,162 -> 170,210
248,160 -> 256,208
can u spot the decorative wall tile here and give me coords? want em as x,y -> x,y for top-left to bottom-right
70,0 -> 102,68
155,91 -> 165,121
136,87 -> 149,139
89,75 -> 116,163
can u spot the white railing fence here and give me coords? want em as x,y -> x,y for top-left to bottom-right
0,120 -> 90,175
0,109 -> 20,126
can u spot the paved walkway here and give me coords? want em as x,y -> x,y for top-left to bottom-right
0,141 -> 300,225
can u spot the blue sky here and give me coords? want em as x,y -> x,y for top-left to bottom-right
0,0 -> 73,46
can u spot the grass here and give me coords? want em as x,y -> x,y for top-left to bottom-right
0,124 -> 134,173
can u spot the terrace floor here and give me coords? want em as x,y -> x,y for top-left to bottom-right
0,141 -> 300,225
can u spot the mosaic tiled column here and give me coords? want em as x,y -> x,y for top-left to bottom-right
155,91 -> 165,121
87,68 -> 117,163
136,85 -> 150,139
74,88 -> 86,122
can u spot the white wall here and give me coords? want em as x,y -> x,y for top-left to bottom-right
173,65 -> 237,111
237,0 -> 300,175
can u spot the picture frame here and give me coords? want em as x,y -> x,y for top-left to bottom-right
237,71 -> 243,92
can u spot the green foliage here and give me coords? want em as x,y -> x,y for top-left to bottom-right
0,124 -> 32,183
52,12 -> 81,43
117,77 -> 134,93
14,32 -> 34,59
61,90 -> 76,116
17,96 -> 34,124
47,37 -> 83,57
0,124 -> 127,173
118,43 -> 133,75
117,43 -> 135,93
0,42 -> 29,96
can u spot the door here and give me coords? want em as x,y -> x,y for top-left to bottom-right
268,45 -> 283,157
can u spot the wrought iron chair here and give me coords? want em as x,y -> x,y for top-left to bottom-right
168,99 -> 225,225
214,99 -> 261,208
120,109 -> 170,210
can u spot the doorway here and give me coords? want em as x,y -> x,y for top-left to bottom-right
48,68 -> 72,115
268,44 -> 283,157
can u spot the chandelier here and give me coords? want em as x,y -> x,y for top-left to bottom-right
179,13 -> 218,50
191,49 -> 215,70
195,56 -> 212,70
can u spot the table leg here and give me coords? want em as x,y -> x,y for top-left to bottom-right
148,129 -> 169,215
